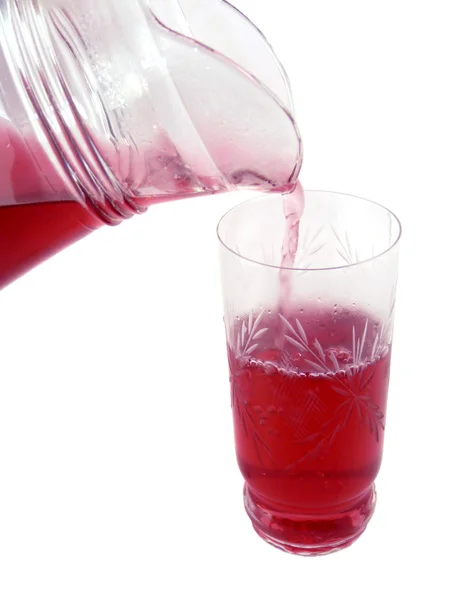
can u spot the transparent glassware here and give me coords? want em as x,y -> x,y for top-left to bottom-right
218,191 -> 401,555
0,0 -> 301,288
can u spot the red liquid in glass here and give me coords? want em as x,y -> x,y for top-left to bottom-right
227,308 -> 390,554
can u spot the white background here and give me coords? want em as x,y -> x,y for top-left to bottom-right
1,0 -> 449,598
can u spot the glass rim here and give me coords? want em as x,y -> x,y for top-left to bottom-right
217,189 -> 402,273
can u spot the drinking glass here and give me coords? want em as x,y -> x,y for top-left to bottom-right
217,191 -> 401,555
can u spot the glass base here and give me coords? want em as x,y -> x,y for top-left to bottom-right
244,484 -> 377,556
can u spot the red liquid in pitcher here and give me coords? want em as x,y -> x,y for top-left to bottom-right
0,201 -> 105,290
228,307 -> 390,553
0,124 -> 207,289
0,124 -> 105,289
0,119 -> 291,289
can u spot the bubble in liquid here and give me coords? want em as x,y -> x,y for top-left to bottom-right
264,362 -> 277,375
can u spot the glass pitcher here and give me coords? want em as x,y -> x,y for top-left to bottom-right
0,0 -> 302,289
